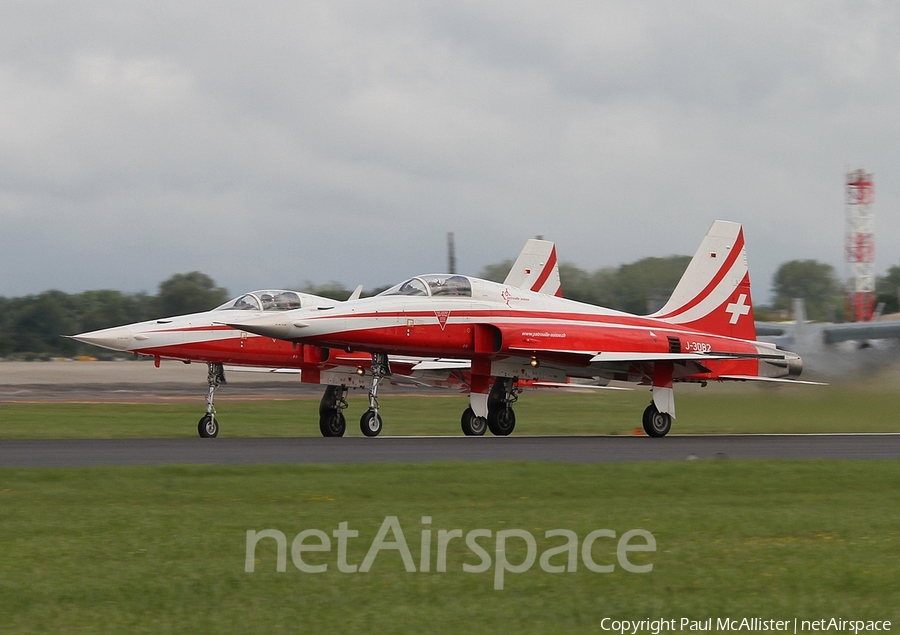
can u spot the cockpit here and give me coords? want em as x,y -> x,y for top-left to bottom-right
378,275 -> 472,298
214,290 -> 305,312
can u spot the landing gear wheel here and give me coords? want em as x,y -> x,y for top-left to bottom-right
642,404 -> 671,438
487,407 -> 516,436
318,385 -> 349,437
360,410 -> 383,437
486,377 -> 518,436
359,353 -> 389,438
199,362 -> 224,438
198,414 -> 219,438
461,407 -> 487,436
319,411 -> 346,437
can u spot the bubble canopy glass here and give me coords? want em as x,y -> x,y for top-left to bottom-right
214,290 -> 305,311
378,275 -> 472,298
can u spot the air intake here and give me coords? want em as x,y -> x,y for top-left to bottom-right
667,337 -> 681,354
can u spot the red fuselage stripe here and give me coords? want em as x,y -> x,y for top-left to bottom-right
309,308 -> 711,333
146,325 -> 236,334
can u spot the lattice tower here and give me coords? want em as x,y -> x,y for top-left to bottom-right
845,169 -> 875,322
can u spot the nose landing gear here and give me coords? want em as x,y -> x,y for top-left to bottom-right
360,353 -> 390,437
198,362 -> 225,438
360,410 -> 383,437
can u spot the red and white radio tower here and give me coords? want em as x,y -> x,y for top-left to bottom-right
845,169 -> 875,322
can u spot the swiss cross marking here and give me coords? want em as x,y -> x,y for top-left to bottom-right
725,294 -> 751,324
434,311 -> 450,330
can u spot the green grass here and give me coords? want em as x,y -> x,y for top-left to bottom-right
0,461 -> 898,634
1,383 -> 899,437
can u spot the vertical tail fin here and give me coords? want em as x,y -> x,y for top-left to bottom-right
504,239 -> 563,297
651,220 -> 756,340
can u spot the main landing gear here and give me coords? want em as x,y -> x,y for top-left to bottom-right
317,353 -> 388,438
461,378 -> 517,437
642,402 -> 672,438
460,407 -> 487,436
487,378 -> 517,436
359,353 -> 388,437
198,362 -> 225,438
319,384 -> 349,437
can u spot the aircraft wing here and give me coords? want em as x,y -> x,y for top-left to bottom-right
410,359 -> 471,371
719,375 -> 827,385
821,320 -> 900,344
387,374 -> 453,388
223,366 -> 300,374
588,351 -> 786,363
529,381 -> 632,391
755,322 -> 788,336
229,357 -> 472,391
507,347 -> 787,364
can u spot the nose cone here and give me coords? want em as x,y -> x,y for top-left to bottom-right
70,326 -> 133,352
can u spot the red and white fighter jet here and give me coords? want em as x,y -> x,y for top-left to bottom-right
227,221 -> 809,438
70,288 -> 375,437
69,240 -> 564,438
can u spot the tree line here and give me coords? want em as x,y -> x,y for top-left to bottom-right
2,259 -> 899,358
0,272 -> 228,358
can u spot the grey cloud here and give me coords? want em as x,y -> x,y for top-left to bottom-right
1,1 -> 899,302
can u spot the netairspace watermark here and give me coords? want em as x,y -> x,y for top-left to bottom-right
244,515 -> 655,590
598,619 -> 892,634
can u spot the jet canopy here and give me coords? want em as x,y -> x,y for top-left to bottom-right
378,275 -> 472,298
214,290 -> 305,312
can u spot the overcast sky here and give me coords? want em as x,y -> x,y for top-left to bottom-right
1,1 -> 898,303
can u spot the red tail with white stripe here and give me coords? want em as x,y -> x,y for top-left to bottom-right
651,220 -> 756,340
504,239 -> 562,297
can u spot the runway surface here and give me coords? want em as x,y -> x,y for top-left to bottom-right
1,434 -> 898,468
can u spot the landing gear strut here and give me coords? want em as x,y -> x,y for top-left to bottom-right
319,384 -> 348,437
642,403 -> 672,438
360,353 -> 389,437
198,362 -> 225,438
487,378 -> 517,436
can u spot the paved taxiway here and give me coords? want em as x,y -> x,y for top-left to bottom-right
1,434 -> 898,468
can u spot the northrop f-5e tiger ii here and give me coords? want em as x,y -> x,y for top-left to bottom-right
68,242 -> 564,438
227,221 -> 815,438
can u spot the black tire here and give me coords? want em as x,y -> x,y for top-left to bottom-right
319,385 -> 342,418
642,403 -> 671,437
198,414 -> 219,438
487,407 -> 516,436
360,410 -> 383,437
460,407 -> 487,436
319,411 -> 346,437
